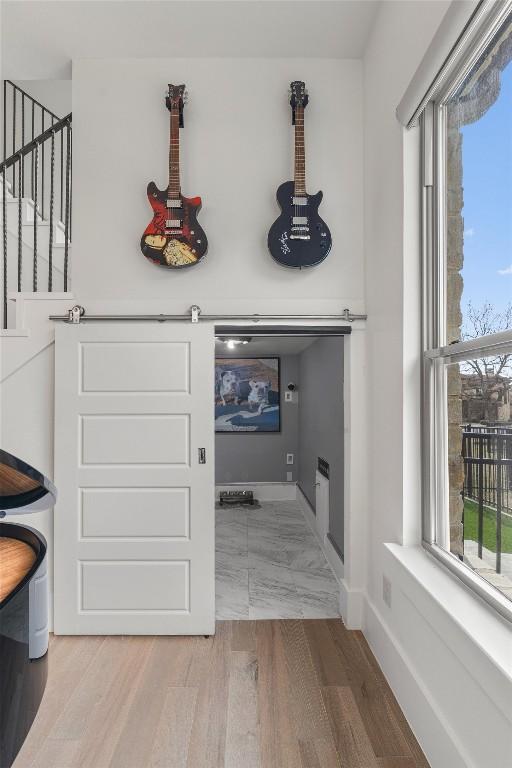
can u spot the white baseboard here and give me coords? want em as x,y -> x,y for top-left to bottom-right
216,482 -> 297,502
297,485 -> 344,583
339,579 -> 364,628
297,484 -> 317,529
325,535 -> 344,583
363,596 -> 472,768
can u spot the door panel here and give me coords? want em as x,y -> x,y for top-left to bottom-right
80,341 -> 189,392
80,414 -> 190,466
54,322 -> 214,635
80,487 -> 190,539
80,561 -> 189,611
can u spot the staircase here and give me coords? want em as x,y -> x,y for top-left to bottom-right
1,81 -> 72,329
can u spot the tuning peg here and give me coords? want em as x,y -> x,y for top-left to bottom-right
183,91 -> 189,104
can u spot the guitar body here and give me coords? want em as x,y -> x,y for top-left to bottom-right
141,182 -> 207,269
268,181 -> 331,268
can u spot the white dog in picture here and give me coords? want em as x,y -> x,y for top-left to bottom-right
219,370 -> 240,406
248,379 -> 271,415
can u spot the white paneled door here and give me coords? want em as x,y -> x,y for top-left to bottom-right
54,323 -> 215,635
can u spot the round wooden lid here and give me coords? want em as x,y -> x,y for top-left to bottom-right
0,537 -> 37,603
0,449 -> 56,514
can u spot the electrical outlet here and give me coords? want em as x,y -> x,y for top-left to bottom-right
286,471 -> 293,482
382,575 -> 392,608
286,453 -> 294,465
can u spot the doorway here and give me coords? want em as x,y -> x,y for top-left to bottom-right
214,328 -> 346,620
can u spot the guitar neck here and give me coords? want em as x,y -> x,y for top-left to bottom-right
168,107 -> 181,199
294,105 -> 306,196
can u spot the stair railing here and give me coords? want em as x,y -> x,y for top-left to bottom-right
3,81 -> 63,213
1,112 -> 72,328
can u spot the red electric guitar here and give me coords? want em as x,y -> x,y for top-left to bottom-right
140,84 -> 207,268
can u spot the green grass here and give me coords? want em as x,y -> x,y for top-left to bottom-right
463,498 -> 512,554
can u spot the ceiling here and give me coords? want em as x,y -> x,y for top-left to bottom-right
2,1 -> 380,79
215,336 -> 321,356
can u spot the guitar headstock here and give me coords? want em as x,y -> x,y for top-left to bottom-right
289,81 -> 308,110
165,84 -> 187,112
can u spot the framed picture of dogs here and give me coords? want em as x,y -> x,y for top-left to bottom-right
215,358 -> 281,433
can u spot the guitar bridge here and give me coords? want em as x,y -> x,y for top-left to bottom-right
290,233 -> 311,241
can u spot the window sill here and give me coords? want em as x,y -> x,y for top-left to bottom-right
384,543 -> 512,717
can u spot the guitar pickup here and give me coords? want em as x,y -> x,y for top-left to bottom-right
292,197 -> 308,206
166,200 -> 182,208
292,216 -> 308,225
165,219 -> 182,228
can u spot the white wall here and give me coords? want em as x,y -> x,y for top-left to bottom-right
12,80 -> 72,118
72,57 -> 364,312
362,3 -> 512,767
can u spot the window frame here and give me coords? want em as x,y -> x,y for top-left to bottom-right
420,3 -> 512,623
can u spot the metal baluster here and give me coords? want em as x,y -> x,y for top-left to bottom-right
41,110 -> 45,219
60,129 -> 64,222
466,432 -> 473,498
31,102 -> 35,200
64,123 -> 71,290
48,130 -> 55,291
69,125 -> 72,242
2,169 -> 7,329
3,81 -> 6,162
21,95 -> 25,198
18,158 -> 22,291
496,435 -> 502,574
12,87 -> 16,196
33,144 -> 39,291
478,435 -> 484,560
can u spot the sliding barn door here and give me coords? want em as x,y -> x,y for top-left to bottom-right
54,322 -> 214,635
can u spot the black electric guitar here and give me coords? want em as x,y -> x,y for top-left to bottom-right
268,81 -> 331,268
141,84 -> 207,269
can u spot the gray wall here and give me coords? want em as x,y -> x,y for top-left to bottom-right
215,355 -> 299,483
298,337 -> 344,557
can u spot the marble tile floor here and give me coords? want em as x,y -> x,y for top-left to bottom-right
216,500 -> 341,620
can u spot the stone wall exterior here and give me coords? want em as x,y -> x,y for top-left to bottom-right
445,22 -> 512,559
446,119 -> 464,557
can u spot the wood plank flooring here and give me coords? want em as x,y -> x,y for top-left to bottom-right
13,620 -> 430,768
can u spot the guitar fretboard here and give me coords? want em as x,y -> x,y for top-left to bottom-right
294,105 -> 306,196
168,108 -> 181,199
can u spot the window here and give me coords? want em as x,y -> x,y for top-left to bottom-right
422,5 -> 512,620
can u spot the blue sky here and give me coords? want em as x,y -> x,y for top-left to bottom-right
459,58 -> 512,332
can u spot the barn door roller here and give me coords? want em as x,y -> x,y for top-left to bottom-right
50,305 -> 367,324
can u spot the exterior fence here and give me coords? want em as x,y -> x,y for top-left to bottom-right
462,424 -> 512,574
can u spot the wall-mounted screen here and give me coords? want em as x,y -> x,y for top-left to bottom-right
215,358 -> 281,433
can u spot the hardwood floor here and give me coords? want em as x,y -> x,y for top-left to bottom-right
13,620 -> 430,768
